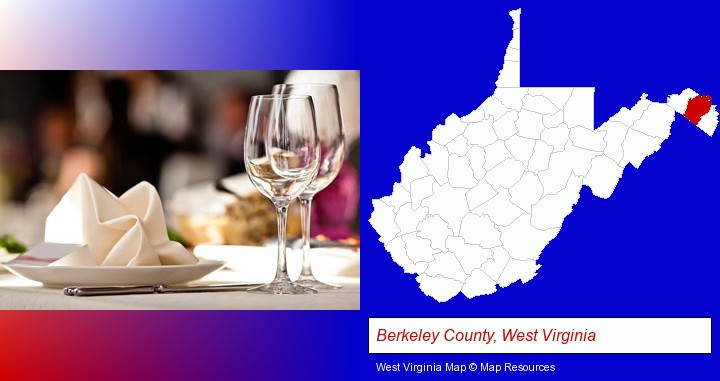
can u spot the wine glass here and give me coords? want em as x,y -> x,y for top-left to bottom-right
245,94 -> 320,294
273,83 -> 346,289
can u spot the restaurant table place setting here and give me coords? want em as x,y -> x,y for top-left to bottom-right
0,83 -> 360,309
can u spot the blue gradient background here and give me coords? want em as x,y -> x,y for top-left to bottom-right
0,0 -> 719,380
0,0 -> 358,68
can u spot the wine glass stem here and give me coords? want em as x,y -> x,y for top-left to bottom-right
273,204 -> 292,283
300,196 -> 314,278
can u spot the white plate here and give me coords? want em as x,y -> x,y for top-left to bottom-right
2,260 -> 225,288
194,245 -> 360,283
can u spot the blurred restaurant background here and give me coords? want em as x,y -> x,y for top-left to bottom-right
0,70 -> 360,247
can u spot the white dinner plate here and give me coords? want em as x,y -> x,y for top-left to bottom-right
2,260 -> 225,288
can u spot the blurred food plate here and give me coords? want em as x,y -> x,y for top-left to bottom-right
194,245 -> 360,283
3,260 -> 225,288
169,174 -> 301,247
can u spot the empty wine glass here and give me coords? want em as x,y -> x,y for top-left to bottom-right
273,84 -> 346,289
245,94 -> 320,294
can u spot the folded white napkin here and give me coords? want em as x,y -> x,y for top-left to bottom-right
44,174 -> 198,266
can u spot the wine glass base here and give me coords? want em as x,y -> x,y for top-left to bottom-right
294,277 -> 341,290
250,280 -> 318,295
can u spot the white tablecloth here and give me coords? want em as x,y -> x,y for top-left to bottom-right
0,268 -> 359,310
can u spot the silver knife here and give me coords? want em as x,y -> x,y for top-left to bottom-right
64,283 -> 263,297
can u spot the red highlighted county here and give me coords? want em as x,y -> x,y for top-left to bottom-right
683,95 -> 713,125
